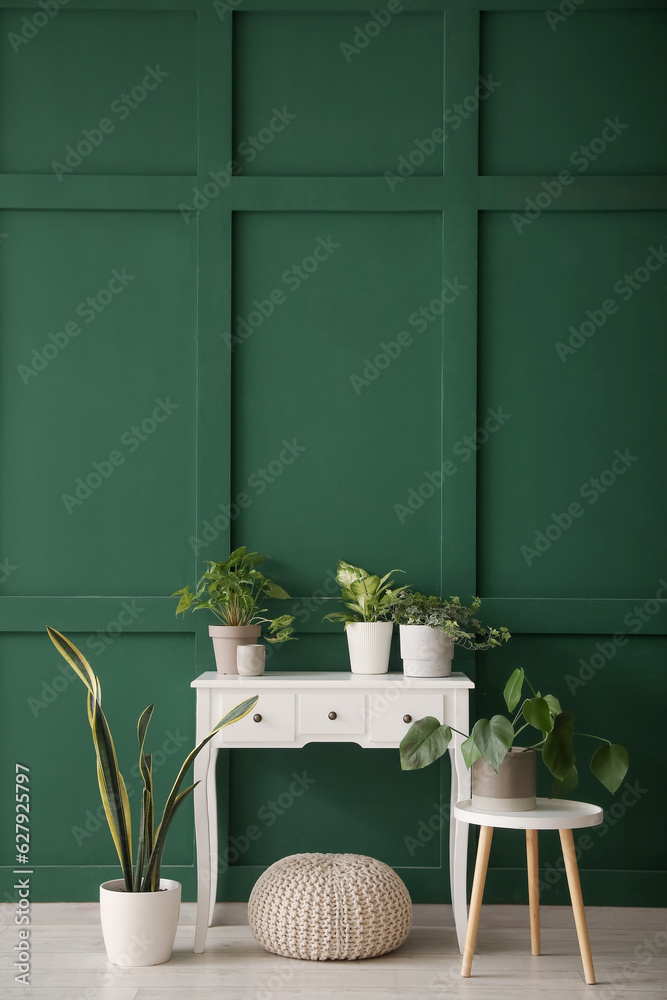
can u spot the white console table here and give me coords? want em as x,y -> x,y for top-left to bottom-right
191,670 -> 474,954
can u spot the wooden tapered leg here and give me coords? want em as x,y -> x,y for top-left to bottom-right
526,829 -> 540,956
559,828 -> 596,985
461,826 -> 494,978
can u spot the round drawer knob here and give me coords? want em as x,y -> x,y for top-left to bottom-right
253,714 -> 262,723
403,715 -> 412,724
328,711 -> 337,720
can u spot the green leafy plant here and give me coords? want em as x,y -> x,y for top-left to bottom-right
392,591 -> 510,651
173,546 -> 296,643
323,560 -> 405,626
47,626 -> 258,892
400,667 -> 629,796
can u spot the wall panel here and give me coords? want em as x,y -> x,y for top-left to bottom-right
0,209 -> 197,596
0,0 -> 664,910
231,210 -> 444,595
477,210 -> 667,598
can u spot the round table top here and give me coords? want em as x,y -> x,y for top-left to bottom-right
454,798 -> 604,830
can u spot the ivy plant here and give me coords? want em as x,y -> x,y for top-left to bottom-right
400,667 -> 629,796
173,546 -> 296,643
392,591 -> 510,651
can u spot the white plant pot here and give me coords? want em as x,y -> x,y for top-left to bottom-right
237,643 -> 266,676
99,878 -> 181,966
209,624 -> 261,674
399,625 -> 454,677
345,621 -> 393,674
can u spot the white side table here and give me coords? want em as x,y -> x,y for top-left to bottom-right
453,798 -> 604,984
191,670 -> 474,954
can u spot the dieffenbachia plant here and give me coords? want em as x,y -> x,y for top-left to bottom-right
399,667 -> 629,796
47,626 -> 258,892
323,560 -> 405,626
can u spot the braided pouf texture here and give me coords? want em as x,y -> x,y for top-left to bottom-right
248,853 -> 412,961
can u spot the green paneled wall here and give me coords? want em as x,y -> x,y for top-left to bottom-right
0,0 -> 665,909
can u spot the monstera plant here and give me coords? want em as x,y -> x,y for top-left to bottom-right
400,667 -> 629,801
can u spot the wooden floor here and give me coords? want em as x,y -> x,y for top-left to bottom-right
2,902 -> 666,999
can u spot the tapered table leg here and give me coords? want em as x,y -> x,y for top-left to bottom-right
559,828 -> 595,985
526,829 -> 540,956
461,825 -> 494,978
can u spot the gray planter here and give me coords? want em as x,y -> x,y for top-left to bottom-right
237,643 -> 266,676
471,747 -> 537,812
399,625 -> 454,677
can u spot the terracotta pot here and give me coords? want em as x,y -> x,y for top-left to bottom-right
399,625 -> 454,677
209,624 -> 261,674
471,747 -> 537,812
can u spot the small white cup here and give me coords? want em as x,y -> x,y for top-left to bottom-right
237,644 -> 266,676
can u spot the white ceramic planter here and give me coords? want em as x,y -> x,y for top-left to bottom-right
237,643 -> 266,676
399,625 -> 454,677
99,878 -> 181,966
345,621 -> 393,674
209,624 -> 261,674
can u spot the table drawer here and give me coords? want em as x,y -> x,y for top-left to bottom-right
370,693 -> 445,744
299,693 -> 366,735
211,692 -> 295,744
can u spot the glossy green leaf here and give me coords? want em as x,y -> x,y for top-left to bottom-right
550,764 -> 579,798
590,744 -> 629,794
470,715 -> 514,771
523,696 -> 553,733
543,711 -> 576,780
544,694 -> 563,716
503,668 -> 524,712
461,733 -> 482,769
400,717 -> 452,770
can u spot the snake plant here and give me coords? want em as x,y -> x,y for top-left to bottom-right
47,626 -> 258,892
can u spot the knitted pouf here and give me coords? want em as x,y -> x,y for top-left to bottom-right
248,853 -> 412,961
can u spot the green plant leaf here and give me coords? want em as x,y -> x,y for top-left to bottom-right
336,560 -> 367,587
590,744 -> 629,794
48,627 -> 134,891
503,668 -> 524,712
134,707 -> 154,891
265,581 -> 290,600
550,764 -> 579,798
461,733 -> 482,769
470,715 -> 514,771
142,695 -> 259,889
523,696 -> 553,733
172,585 -> 196,617
543,711 -> 576,780
400,717 -> 452,770
543,694 -> 563,716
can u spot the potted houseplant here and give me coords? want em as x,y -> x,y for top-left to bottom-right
173,546 -> 296,674
400,667 -> 629,811
392,591 -> 510,677
323,560 -> 405,674
46,626 -> 258,965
